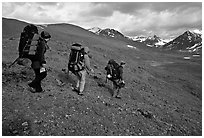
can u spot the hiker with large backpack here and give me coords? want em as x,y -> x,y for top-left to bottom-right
27,31 -> 51,93
68,43 -> 94,95
105,59 -> 126,98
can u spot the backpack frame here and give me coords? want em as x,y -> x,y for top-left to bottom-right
21,34 -> 40,58
18,24 -> 38,58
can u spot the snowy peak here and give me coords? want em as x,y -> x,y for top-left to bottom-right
99,28 -> 124,38
142,35 -> 170,47
127,34 -> 171,47
189,29 -> 202,35
162,30 -> 202,53
88,27 -> 125,38
183,30 -> 201,41
87,27 -> 102,35
127,35 -> 147,42
147,35 -> 161,41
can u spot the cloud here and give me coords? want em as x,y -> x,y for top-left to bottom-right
2,3 -> 16,16
2,2 -> 202,38
117,5 -> 202,38
35,2 -> 59,6
81,3 -> 113,17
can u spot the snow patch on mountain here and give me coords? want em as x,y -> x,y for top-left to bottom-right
190,29 -> 202,35
127,35 -> 147,42
126,45 -> 139,50
87,27 -> 102,35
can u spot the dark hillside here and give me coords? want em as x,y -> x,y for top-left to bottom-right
2,18 -> 202,136
2,18 -> 29,38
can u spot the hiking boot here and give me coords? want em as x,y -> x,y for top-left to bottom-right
35,88 -> 44,93
113,94 -> 117,98
28,86 -> 36,93
71,87 -> 79,92
78,92 -> 84,96
28,85 -> 44,93
28,83 -> 36,89
113,90 -> 121,98
30,89 -> 45,93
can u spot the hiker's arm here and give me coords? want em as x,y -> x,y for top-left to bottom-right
84,54 -> 93,72
37,41 -> 46,65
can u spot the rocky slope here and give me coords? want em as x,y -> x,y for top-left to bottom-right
2,17 -> 202,136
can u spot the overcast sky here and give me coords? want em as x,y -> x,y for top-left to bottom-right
2,2 -> 202,39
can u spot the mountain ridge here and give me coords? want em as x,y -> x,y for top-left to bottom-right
88,26 -> 202,53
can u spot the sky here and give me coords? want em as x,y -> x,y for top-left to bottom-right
2,1 -> 202,39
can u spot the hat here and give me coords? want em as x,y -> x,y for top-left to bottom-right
120,60 -> 126,65
41,31 -> 51,39
84,47 -> 89,54
72,43 -> 82,46
108,59 -> 115,64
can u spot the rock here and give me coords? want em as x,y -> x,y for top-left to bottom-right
56,79 -> 65,86
22,122 -> 28,126
9,37 -> 15,40
62,68 -> 66,72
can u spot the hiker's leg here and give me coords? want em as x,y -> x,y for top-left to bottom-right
116,88 -> 121,98
79,70 -> 86,93
34,69 -> 47,92
36,71 -> 47,92
105,73 -> 108,83
29,68 -> 40,88
112,80 -> 118,97
75,72 -> 80,90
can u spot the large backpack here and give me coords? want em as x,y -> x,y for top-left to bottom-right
23,34 -> 40,57
68,43 -> 85,73
18,24 -> 38,58
105,59 -> 121,80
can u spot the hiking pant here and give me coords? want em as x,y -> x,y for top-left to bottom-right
75,70 -> 86,93
112,80 -> 120,97
29,69 -> 47,92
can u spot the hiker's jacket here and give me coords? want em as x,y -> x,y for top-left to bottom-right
118,65 -> 123,80
31,37 -> 47,69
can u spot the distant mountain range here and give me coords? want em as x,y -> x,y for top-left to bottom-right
88,27 -> 202,53
88,27 -> 124,38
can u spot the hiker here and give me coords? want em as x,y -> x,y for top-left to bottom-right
105,59 -> 126,98
68,43 -> 94,95
28,31 -> 51,93
9,24 -> 39,67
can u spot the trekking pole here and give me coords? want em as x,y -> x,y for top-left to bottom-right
8,50 -> 26,68
8,41 -> 27,68
8,57 -> 20,68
